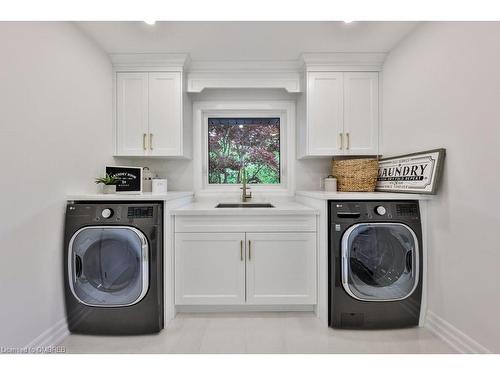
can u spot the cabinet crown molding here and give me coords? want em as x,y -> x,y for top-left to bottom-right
111,53 -> 190,70
301,52 -> 386,71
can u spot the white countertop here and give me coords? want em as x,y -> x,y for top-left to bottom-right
296,190 -> 433,200
171,200 -> 319,216
67,191 -> 194,202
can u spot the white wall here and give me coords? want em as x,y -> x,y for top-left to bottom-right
382,22 -> 500,353
0,22 -> 113,347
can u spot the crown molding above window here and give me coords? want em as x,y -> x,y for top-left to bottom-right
188,60 -> 302,73
187,71 -> 302,93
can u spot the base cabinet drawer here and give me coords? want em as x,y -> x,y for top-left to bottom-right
175,232 -> 317,306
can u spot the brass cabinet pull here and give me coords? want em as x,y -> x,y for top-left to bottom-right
346,132 -> 350,150
240,240 -> 243,261
149,133 -> 153,151
339,133 -> 343,150
143,133 -> 147,151
248,240 -> 251,260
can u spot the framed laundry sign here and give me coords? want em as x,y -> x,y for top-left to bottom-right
105,166 -> 142,194
376,149 -> 446,194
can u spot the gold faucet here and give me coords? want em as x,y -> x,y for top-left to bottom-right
240,167 -> 252,202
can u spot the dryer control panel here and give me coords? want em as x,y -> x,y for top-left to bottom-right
127,206 -> 154,218
66,201 -> 162,225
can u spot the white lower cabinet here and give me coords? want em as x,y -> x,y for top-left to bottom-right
245,232 -> 317,305
175,231 -> 317,306
175,233 -> 246,305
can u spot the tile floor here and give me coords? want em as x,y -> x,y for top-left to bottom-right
60,312 -> 456,354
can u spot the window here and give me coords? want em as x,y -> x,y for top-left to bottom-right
193,101 -> 295,194
207,118 -> 280,185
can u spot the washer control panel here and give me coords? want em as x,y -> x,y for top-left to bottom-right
332,201 -> 419,222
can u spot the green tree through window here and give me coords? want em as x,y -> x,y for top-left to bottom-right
208,118 -> 280,184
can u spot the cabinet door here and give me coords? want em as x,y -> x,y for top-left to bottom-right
116,72 -> 148,155
245,232 -> 317,305
306,72 -> 344,155
343,72 -> 379,155
148,72 -> 183,156
175,233 -> 246,305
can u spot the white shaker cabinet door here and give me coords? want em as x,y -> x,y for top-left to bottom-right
116,72 -> 149,156
306,71 -> 344,155
175,233 -> 246,305
245,232 -> 317,305
343,72 -> 379,155
148,72 -> 183,156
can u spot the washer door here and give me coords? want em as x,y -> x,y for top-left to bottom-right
341,223 -> 419,301
68,226 -> 149,307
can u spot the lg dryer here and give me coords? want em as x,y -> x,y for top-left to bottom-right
64,201 -> 163,335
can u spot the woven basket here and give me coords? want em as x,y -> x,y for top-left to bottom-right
331,158 -> 379,192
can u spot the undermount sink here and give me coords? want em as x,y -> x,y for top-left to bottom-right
215,203 -> 275,208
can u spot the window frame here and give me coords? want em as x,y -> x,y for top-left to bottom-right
193,101 -> 296,195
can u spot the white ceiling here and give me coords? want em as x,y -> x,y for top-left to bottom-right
76,21 -> 418,61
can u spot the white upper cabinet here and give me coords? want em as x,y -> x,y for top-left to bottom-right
306,72 -> 344,156
343,72 -> 379,155
116,71 -> 188,157
148,72 -> 183,156
298,70 -> 380,158
112,54 -> 191,158
116,72 -> 149,156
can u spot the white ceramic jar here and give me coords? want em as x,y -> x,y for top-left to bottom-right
324,176 -> 337,192
152,179 -> 168,194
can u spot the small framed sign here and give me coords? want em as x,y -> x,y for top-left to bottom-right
105,166 -> 143,194
376,148 -> 446,194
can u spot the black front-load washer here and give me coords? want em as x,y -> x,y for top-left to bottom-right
64,201 -> 163,335
328,200 -> 422,329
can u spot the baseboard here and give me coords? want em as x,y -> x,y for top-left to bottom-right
24,317 -> 70,351
425,311 -> 491,354
176,304 -> 315,313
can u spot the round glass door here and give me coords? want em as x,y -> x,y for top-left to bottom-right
341,223 -> 419,301
68,226 -> 149,307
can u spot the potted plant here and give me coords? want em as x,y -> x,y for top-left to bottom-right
95,174 -> 119,194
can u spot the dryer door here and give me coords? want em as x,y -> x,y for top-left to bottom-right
68,226 -> 149,307
341,223 -> 419,301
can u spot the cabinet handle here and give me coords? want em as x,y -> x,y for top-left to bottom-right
248,240 -> 251,260
143,133 -> 147,151
240,240 -> 243,261
339,133 -> 343,150
346,132 -> 350,150
149,133 -> 153,151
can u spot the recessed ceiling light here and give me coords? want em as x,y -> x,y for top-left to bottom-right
144,20 -> 156,25
343,20 -> 353,24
